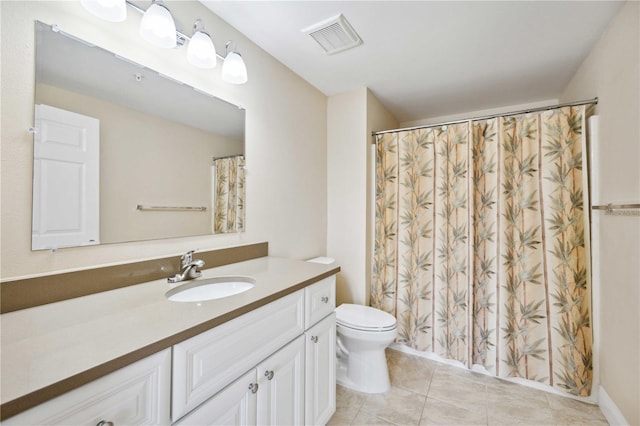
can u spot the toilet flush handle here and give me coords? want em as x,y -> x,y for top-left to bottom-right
336,335 -> 349,356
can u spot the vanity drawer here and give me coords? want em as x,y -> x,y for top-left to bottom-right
172,290 -> 305,422
304,276 -> 336,329
3,349 -> 171,426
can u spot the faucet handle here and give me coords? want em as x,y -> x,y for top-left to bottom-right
181,250 -> 195,267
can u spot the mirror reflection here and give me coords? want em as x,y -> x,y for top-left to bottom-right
32,21 -> 246,251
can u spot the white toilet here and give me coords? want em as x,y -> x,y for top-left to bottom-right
335,303 -> 397,393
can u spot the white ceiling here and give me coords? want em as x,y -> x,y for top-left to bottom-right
201,1 -> 623,122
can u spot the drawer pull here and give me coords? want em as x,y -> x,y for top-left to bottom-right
311,336 -> 319,343
96,421 -> 114,426
264,370 -> 274,380
321,296 -> 329,303
249,383 -> 259,394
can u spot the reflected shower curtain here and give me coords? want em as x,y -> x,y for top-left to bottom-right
213,156 -> 245,233
372,106 -> 592,396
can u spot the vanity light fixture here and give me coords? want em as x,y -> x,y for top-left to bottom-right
80,0 -> 248,84
222,42 -> 248,84
139,0 -> 177,48
187,20 -> 216,69
80,0 -> 127,22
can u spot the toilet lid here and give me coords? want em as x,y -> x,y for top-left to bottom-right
335,304 -> 397,331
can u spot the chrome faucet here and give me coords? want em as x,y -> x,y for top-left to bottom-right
168,250 -> 205,283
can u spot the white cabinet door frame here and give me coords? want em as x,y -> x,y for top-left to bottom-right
305,313 -> 337,426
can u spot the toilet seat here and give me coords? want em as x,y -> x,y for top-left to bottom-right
335,304 -> 397,332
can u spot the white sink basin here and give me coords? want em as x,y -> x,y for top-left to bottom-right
165,276 -> 255,302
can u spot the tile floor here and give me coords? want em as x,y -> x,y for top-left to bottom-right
328,348 -> 609,426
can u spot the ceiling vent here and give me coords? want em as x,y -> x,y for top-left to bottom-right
302,14 -> 363,55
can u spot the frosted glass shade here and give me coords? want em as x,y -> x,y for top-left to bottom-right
187,31 -> 217,69
222,52 -> 248,84
80,0 -> 126,22
139,3 -> 176,48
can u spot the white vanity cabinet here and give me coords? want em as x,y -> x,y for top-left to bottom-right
173,275 -> 336,426
176,335 -> 305,426
3,349 -> 171,426
171,290 -> 305,422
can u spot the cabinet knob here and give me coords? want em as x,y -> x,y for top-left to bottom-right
248,383 -> 259,393
264,370 -> 274,380
311,336 -> 319,343
321,296 -> 329,303
96,421 -> 114,426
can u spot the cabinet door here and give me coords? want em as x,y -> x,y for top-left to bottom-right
305,313 -> 336,426
4,349 -> 171,426
175,370 -> 258,426
256,335 -> 305,426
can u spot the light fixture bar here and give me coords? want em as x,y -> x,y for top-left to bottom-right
126,0 -> 185,46
125,0 -> 225,59
85,1 -> 247,83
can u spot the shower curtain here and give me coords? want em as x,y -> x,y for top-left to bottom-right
213,155 -> 245,233
372,106 -> 592,397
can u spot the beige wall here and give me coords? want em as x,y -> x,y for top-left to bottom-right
1,1 -> 327,279
560,2 -> 640,424
327,88 -> 368,306
327,88 -> 397,306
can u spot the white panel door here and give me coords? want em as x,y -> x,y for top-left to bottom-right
32,104 -> 100,250
305,313 -> 336,426
256,335 -> 305,426
175,370 -> 258,426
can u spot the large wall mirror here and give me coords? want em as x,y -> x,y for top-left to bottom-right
32,21 -> 246,251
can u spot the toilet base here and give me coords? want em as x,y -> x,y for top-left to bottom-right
336,349 -> 391,393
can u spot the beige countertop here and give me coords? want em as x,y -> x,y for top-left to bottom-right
0,256 -> 339,418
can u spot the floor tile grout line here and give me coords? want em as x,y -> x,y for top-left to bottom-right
418,362 -> 436,425
335,349 -> 609,426
417,384 -> 430,425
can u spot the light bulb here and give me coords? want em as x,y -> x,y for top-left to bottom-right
80,0 -> 126,22
139,2 -> 176,48
222,51 -> 248,84
187,31 -> 217,69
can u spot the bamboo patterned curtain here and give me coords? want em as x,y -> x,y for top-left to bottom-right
213,156 -> 245,233
372,106 -> 592,396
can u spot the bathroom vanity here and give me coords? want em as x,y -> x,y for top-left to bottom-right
0,256 -> 338,425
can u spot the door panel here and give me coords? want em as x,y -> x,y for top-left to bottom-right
32,104 -> 100,250
175,370 -> 257,426
305,313 -> 336,426
257,335 -> 305,425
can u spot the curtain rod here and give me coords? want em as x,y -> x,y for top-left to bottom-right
212,154 -> 245,161
371,97 -> 598,138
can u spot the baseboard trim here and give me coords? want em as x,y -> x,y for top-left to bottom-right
598,386 -> 629,426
